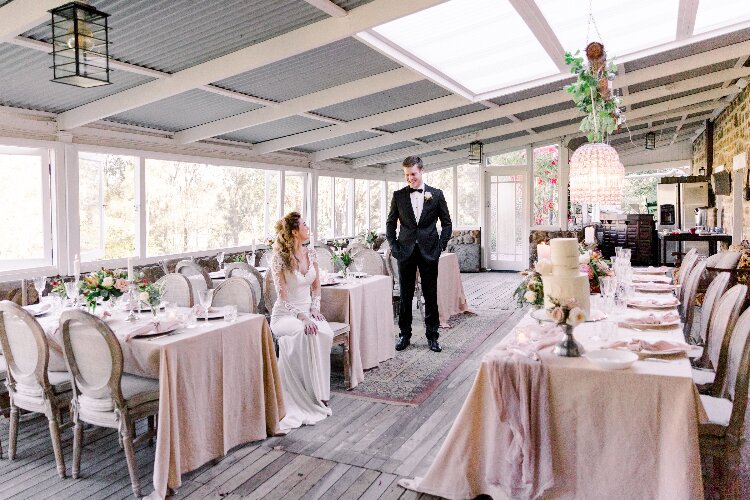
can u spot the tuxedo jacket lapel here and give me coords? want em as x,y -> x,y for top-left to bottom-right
402,189 -> 418,225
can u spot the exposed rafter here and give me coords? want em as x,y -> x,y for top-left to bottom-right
0,0 -> 69,43
507,0 -> 568,72
303,0 -> 348,17
174,68 -> 421,144
55,0 -> 451,130
676,0 -> 699,40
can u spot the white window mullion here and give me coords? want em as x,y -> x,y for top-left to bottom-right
347,178 -> 355,237
64,144 -> 81,275
452,164 -> 458,223
135,156 -> 146,259
51,144 -> 68,274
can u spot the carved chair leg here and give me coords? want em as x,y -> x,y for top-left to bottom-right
8,405 -> 18,459
343,338 -> 351,390
47,413 -> 66,478
121,418 -> 142,498
72,420 -> 83,479
147,415 -> 155,446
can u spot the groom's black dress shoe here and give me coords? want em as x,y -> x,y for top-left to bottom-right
428,339 -> 442,352
395,336 -> 410,351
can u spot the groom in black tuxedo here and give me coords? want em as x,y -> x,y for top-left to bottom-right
386,156 -> 452,352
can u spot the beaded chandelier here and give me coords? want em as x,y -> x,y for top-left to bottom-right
569,143 -> 624,206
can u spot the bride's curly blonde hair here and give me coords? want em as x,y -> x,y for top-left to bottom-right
273,211 -> 302,271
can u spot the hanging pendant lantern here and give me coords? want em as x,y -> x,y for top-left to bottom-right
468,140 -> 483,165
50,2 -> 111,88
569,143 -> 624,206
645,131 -> 656,150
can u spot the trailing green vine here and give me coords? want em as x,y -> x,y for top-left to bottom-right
564,50 -> 621,143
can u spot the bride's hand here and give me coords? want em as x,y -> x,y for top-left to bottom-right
311,310 -> 325,322
302,316 -> 319,335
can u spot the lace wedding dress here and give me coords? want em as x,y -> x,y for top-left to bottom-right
270,248 -> 333,433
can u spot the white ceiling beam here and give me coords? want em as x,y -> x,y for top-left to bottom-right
0,0 -> 69,43
381,89 -> 734,169
675,0 -> 699,40
56,0 -> 451,130
669,115 -> 688,145
352,68 -> 749,167
303,0 -> 348,17
253,94 -> 470,154
315,40 -> 750,161
174,68 -> 421,144
722,55 -> 748,88
507,0 -> 568,72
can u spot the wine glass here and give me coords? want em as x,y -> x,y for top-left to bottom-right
33,276 -> 47,302
353,257 -> 364,278
198,289 -> 213,321
64,281 -> 78,307
216,251 -> 225,271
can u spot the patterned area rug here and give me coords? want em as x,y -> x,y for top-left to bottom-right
331,308 -> 515,405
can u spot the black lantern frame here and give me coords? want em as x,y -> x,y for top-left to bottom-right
645,131 -> 656,150
468,140 -> 484,165
698,166 -> 706,177
50,2 -> 111,88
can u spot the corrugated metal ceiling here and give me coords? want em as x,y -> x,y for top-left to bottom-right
219,115 -> 330,144
631,83 -> 723,110
22,0 -> 328,73
0,44 -> 153,113
416,116 -> 513,143
295,131 -> 382,153
214,38 -> 400,102
108,89 -> 262,132
377,103 -> 487,133
343,141 -> 419,160
628,60 -> 737,93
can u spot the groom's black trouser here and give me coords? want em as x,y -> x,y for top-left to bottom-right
398,245 -> 439,340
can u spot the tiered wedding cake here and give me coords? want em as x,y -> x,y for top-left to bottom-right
541,238 -> 591,316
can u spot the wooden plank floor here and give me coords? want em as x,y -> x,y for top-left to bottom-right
1,272 -> 747,499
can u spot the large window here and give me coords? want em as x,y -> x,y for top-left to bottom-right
284,172 -> 305,217
78,152 -> 136,262
145,160 -> 277,255
317,176 -> 333,240
369,180 -> 383,232
355,178 -> 384,235
317,176 -> 353,239
457,163 -> 480,226
424,167 -> 454,231
488,149 -> 526,166
334,177 -> 351,237
532,144 -> 559,227
0,147 -> 51,271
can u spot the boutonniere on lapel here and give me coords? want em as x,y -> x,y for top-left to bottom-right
424,191 -> 433,202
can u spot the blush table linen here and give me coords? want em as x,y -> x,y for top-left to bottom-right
437,252 -> 472,327
403,304 -> 706,499
320,275 -> 395,388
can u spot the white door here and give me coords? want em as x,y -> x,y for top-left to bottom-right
485,168 -> 529,271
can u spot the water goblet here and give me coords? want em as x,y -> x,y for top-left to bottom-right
198,289 -> 213,321
223,305 -> 238,323
64,281 -> 79,308
353,258 -> 364,278
33,276 -> 47,301
217,251 -> 225,271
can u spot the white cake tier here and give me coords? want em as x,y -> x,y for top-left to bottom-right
549,238 -> 580,273
541,273 -> 591,317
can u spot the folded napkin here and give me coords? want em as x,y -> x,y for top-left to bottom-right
621,311 -> 680,326
22,303 -> 51,315
122,319 -> 181,341
192,304 -> 220,316
605,338 -> 692,355
627,297 -> 680,308
632,275 -> 670,283
503,323 -> 562,358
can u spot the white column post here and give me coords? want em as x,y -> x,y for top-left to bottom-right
559,139 -> 569,230
309,170 -> 318,243
135,156 -> 146,259
64,143 -> 80,276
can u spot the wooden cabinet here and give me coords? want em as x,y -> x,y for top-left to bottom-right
625,214 -> 657,265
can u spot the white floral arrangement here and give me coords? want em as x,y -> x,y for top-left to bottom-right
545,296 -> 587,326
424,191 -> 433,201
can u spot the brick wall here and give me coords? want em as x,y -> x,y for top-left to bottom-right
692,84 -> 750,238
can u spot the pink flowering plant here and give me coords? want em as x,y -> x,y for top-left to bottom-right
578,244 -> 613,294
545,296 -> 587,326
79,268 -> 130,310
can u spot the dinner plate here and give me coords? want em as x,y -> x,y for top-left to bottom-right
619,319 -> 681,329
348,272 -> 368,279
134,326 -> 178,338
197,310 -> 225,320
321,279 -> 343,287
23,304 -> 52,317
584,349 -> 638,370
137,302 -> 166,312
209,271 -> 225,279
633,266 -> 669,275
626,299 -> 680,310
632,275 -> 671,283
633,284 -> 678,293
530,308 -> 607,323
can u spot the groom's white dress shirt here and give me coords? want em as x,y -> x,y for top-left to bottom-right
410,183 -> 425,223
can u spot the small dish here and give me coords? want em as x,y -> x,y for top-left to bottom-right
584,349 -> 638,370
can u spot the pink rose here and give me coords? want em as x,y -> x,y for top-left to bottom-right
549,307 -> 565,323
115,278 -> 129,292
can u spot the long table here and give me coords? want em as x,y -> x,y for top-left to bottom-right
320,275 -> 395,388
403,297 -> 706,499
39,310 -> 284,499
437,252 -> 472,327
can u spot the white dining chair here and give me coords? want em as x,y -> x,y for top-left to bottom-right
699,304 -> 750,486
681,260 -> 707,338
676,248 -> 699,303
225,262 -> 264,312
60,309 -> 159,498
258,250 -> 274,269
0,301 -> 72,477
692,284 -> 747,390
352,249 -> 387,276
212,277 -> 256,314
314,245 -> 335,273
175,259 -> 212,291
156,273 -> 194,308
695,272 -> 732,347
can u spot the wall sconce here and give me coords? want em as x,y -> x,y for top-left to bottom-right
645,131 -> 656,150
698,166 -> 706,177
468,140 -> 483,165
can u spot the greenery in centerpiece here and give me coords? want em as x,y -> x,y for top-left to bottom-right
577,243 -> 614,294
331,240 -> 353,274
134,273 -> 164,315
80,268 -> 130,311
50,278 -> 69,299
359,228 -> 378,249
230,254 -> 246,263
514,268 -> 544,308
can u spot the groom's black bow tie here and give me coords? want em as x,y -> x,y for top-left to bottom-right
408,187 -> 423,193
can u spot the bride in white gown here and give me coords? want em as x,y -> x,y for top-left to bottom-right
270,212 -> 334,433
